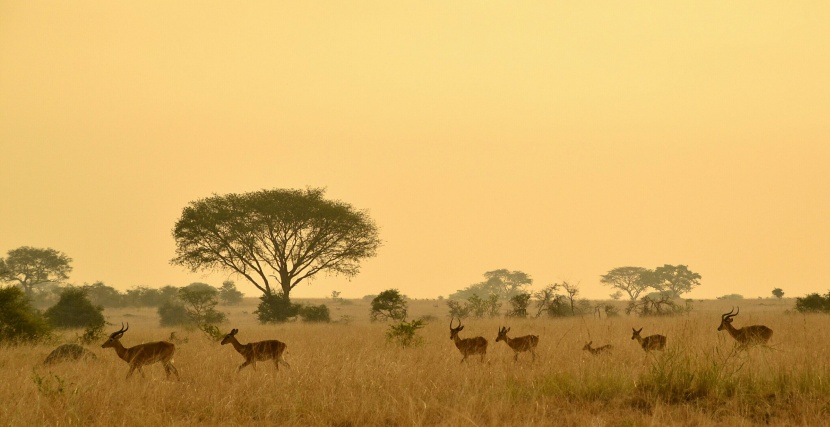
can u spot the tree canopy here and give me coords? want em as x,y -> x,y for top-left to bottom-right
171,188 -> 381,300
449,269 -> 532,300
0,247 -> 73,297
600,266 -> 653,301
652,264 -> 701,297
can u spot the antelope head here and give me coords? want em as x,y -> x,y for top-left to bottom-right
631,327 -> 643,341
102,323 -> 129,348
221,328 -> 239,345
718,307 -> 738,331
496,326 -> 511,343
449,318 -> 464,340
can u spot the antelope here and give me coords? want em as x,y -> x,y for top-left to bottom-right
43,343 -> 97,365
220,328 -> 289,371
582,341 -> 613,355
449,318 -> 488,363
717,307 -> 773,348
101,323 -> 180,380
631,328 -> 666,352
495,326 -> 539,362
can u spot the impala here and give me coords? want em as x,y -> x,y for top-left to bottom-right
101,323 -> 180,380
449,318 -> 488,363
495,326 -> 539,361
582,341 -> 613,355
631,328 -> 666,352
717,307 -> 773,348
221,328 -> 289,371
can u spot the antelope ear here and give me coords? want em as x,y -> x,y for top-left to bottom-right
231,329 -> 238,335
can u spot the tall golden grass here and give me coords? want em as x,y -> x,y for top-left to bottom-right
2,298 -> 827,426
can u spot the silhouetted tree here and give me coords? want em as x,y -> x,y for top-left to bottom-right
0,247 -> 72,298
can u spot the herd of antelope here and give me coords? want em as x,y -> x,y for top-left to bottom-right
44,307 -> 772,378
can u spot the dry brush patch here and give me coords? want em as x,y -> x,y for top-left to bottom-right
1,301 -> 828,425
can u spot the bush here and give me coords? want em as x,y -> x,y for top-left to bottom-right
386,319 -> 425,348
446,300 -> 471,319
256,292 -> 300,323
299,304 -> 331,322
44,288 -> 105,329
158,301 -> 190,327
507,292 -> 531,318
370,289 -> 408,321
717,294 -> 744,300
795,291 -> 830,313
218,280 -> 244,305
0,286 -> 51,343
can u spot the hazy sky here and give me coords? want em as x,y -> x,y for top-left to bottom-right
1,2 -> 828,300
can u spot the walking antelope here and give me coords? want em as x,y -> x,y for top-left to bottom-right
221,328 -> 289,371
101,323 -> 180,380
495,326 -> 539,362
717,307 -> 773,348
631,328 -> 666,352
582,341 -> 613,355
449,318 -> 488,363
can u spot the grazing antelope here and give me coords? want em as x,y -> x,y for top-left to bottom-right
495,326 -> 539,362
582,341 -> 613,355
631,328 -> 666,352
43,343 -> 97,365
101,323 -> 180,380
221,328 -> 289,372
449,318 -> 488,363
717,307 -> 773,348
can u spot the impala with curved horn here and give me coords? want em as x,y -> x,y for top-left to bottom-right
495,326 -> 539,362
101,323 -> 180,380
449,318 -> 488,363
631,328 -> 666,352
717,307 -> 773,348
221,328 -> 289,372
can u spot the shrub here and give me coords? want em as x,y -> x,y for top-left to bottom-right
370,289 -> 408,321
219,280 -> 244,305
256,292 -> 300,323
717,294 -> 744,300
44,288 -> 105,329
158,301 -> 190,327
446,300 -> 471,319
795,291 -> 830,313
507,292 -> 531,318
299,304 -> 331,322
386,319 -> 425,348
0,286 -> 51,343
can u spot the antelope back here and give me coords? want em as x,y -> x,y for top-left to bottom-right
644,335 -> 667,350
128,341 -> 176,366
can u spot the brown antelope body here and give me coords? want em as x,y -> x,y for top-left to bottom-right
631,328 -> 666,352
582,341 -> 613,355
101,323 -> 179,380
495,326 -> 539,361
449,318 -> 488,363
717,307 -> 773,348
221,328 -> 289,371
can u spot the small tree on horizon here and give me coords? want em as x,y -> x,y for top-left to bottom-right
772,288 -> 785,300
0,247 -> 73,298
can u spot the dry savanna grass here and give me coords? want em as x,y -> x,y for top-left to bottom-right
2,298 -> 828,426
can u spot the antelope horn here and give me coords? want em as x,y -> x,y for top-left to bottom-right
721,307 -> 735,320
450,317 -> 458,329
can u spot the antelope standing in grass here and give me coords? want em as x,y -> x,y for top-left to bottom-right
631,328 -> 666,352
495,326 -> 539,362
582,341 -> 613,355
221,328 -> 289,372
717,307 -> 773,348
449,318 -> 488,363
101,323 -> 180,380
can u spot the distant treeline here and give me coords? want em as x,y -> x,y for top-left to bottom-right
73,281 -> 244,308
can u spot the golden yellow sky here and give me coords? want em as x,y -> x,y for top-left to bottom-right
1,1 -> 828,299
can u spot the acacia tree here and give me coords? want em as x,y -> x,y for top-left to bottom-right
600,266 -> 654,301
449,269 -> 532,300
0,247 -> 73,298
652,264 -> 701,297
171,188 -> 381,301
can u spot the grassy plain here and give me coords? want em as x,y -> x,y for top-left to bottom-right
2,297 -> 828,426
